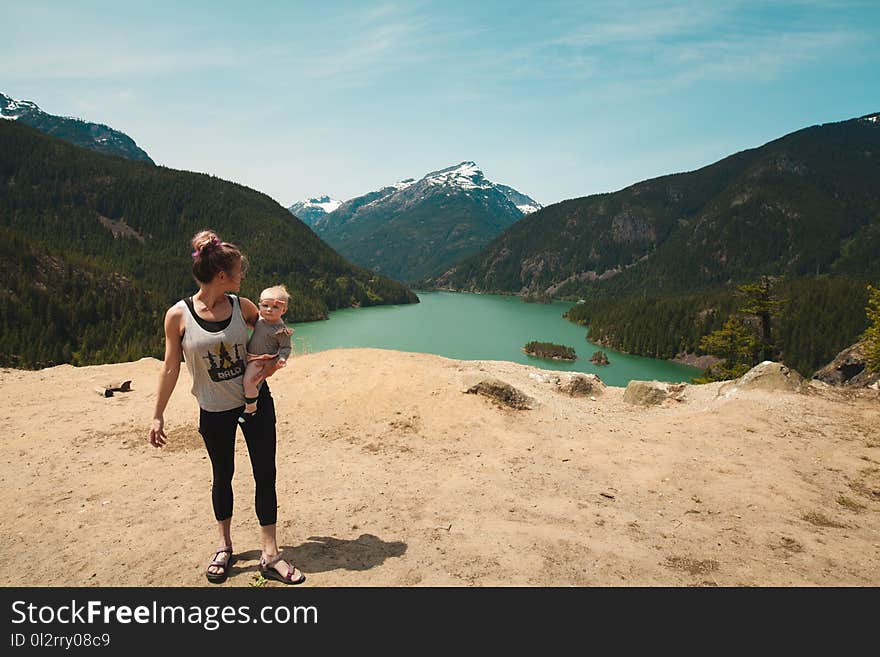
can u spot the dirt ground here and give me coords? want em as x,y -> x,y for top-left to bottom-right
1,348 -> 878,586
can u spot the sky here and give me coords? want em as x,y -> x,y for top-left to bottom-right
3,0 -> 879,208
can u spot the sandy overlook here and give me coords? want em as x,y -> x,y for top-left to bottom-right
1,348 -> 878,586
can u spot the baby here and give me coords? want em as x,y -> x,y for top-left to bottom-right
238,284 -> 293,424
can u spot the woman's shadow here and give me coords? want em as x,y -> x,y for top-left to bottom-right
233,534 -> 407,577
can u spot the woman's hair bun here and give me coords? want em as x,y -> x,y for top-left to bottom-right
189,229 -> 245,284
191,230 -> 221,257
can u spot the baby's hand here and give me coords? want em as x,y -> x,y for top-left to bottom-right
277,358 -> 287,368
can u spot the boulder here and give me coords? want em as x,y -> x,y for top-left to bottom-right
719,361 -> 803,396
671,351 -> 723,369
528,372 -> 560,385
812,341 -> 879,387
623,380 -> 687,406
466,378 -> 535,410
559,374 -> 605,397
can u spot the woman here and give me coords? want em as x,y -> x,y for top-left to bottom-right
148,230 -> 305,585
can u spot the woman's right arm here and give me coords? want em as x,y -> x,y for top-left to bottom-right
149,306 -> 184,448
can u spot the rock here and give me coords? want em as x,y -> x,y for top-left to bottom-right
719,361 -> 803,396
623,380 -> 687,406
465,378 -> 535,410
590,351 -> 610,366
528,372 -> 560,385
812,341 -> 880,387
558,374 -> 605,397
671,352 -> 722,369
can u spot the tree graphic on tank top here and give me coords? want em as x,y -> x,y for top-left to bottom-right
203,341 -> 245,381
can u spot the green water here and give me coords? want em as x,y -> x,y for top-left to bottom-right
289,290 -> 702,387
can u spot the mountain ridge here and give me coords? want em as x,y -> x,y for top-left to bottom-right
433,112 -> 880,297
1,92 -> 154,164
294,161 -> 541,282
287,195 -> 343,227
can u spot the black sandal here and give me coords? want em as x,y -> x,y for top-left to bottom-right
259,552 -> 305,585
206,546 -> 234,584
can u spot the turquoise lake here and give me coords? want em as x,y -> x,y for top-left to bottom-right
288,290 -> 702,387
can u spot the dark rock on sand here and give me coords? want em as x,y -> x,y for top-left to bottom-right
466,378 -> 535,410
558,374 -> 605,397
813,341 -> 880,388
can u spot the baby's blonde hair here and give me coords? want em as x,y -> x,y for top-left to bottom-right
260,284 -> 290,304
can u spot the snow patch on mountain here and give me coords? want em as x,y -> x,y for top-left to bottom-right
293,161 -> 540,228
423,161 -> 492,191
392,178 -> 416,191
298,195 -> 341,213
1,95 -> 40,116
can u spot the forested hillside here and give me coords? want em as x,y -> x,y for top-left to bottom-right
435,113 -> 880,297
433,113 -> 880,375
565,277 -> 871,377
0,121 -> 417,368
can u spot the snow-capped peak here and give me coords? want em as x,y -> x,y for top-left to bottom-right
297,195 -> 341,213
860,113 -> 879,124
423,161 -> 491,191
1,94 -> 40,118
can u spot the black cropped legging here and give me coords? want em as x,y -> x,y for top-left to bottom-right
198,382 -> 277,526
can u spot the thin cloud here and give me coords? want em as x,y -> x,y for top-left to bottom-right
490,1 -> 873,97
549,2 -> 724,47
0,42 -> 237,81
301,19 -> 427,80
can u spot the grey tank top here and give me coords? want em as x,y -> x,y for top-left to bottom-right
177,294 -> 249,412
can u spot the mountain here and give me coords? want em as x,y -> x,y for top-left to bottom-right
1,92 -> 154,164
435,113 -> 880,297
0,120 -> 417,369
287,195 -> 342,227
296,162 -> 542,283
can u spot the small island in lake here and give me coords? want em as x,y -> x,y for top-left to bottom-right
590,350 -> 610,366
523,341 -> 577,361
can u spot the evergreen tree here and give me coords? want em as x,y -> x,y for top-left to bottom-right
697,277 -> 785,381
736,276 -> 786,361
697,316 -> 760,381
863,285 -> 880,373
